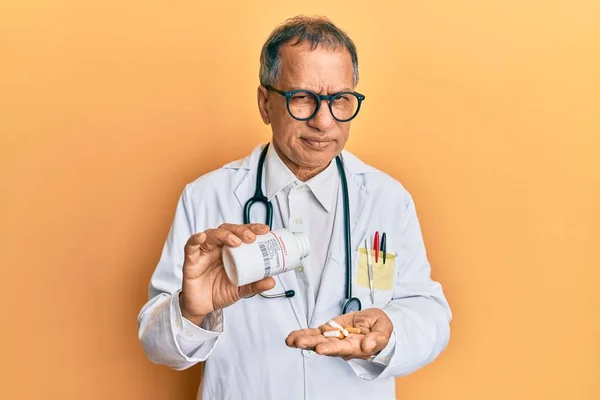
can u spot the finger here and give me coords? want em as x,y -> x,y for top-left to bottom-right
183,232 -> 226,278
247,223 -> 270,233
241,223 -> 271,242
250,276 -> 276,293
237,277 -> 275,298
203,228 -> 243,249
360,332 -> 389,354
341,354 -> 370,361
218,223 -> 269,233
218,223 -> 270,243
293,334 -> 331,350
286,328 -> 322,344
218,223 -> 257,243
314,336 -> 357,357
285,328 -> 323,348
184,232 -> 226,267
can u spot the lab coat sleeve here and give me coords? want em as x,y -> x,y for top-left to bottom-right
137,185 -> 223,370
348,194 -> 452,380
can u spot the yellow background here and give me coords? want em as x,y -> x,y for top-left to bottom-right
1,0 -> 599,399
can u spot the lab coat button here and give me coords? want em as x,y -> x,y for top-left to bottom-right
302,349 -> 313,358
296,266 -> 304,273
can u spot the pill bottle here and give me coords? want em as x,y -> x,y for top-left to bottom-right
222,229 -> 310,286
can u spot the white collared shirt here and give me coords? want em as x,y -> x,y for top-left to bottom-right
265,144 -> 339,320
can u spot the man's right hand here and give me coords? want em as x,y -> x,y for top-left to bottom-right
179,223 -> 276,326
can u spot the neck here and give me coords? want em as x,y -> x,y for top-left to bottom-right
272,144 -> 330,182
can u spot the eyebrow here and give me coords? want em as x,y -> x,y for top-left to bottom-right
294,87 -> 355,93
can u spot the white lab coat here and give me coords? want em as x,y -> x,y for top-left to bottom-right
138,144 -> 452,400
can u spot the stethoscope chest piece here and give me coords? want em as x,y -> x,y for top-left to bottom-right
342,297 -> 362,314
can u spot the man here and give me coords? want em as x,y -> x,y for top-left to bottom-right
138,15 -> 451,400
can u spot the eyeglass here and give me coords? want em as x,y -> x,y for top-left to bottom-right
264,85 -> 366,122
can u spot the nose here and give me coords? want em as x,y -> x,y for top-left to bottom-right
306,100 -> 336,131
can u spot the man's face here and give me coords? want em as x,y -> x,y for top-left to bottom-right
258,41 -> 355,176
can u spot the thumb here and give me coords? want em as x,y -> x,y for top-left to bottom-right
238,277 -> 276,298
361,332 -> 388,354
184,232 -> 207,258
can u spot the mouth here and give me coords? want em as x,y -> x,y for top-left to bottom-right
301,138 -> 334,150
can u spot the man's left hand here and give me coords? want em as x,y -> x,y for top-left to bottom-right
285,308 -> 393,360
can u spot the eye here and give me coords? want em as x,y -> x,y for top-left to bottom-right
290,92 -> 316,104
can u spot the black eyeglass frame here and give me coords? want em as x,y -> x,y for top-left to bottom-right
264,85 -> 366,122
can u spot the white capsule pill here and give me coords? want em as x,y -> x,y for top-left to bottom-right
323,330 -> 342,338
327,320 -> 344,330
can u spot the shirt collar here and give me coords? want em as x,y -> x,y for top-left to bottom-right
265,144 -> 338,213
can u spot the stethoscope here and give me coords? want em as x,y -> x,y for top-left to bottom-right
243,143 -> 362,314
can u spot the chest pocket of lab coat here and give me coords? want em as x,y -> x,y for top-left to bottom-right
354,244 -> 397,308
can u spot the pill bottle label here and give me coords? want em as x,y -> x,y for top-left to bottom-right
257,234 -> 288,277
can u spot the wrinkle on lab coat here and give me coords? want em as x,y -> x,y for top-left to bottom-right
138,144 -> 452,400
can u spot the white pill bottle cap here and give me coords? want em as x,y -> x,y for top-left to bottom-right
222,229 -> 310,287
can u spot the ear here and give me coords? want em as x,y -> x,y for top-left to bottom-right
257,85 -> 271,125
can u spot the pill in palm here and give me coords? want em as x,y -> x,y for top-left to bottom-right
323,330 -> 343,339
327,320 -> 349,336
327,320 -> 344,330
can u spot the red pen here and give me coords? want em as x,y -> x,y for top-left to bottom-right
374,231 -> 379,263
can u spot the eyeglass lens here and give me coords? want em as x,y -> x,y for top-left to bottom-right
288,91 -> 359,121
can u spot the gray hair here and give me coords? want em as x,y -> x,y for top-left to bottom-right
259,15 -> 359,88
